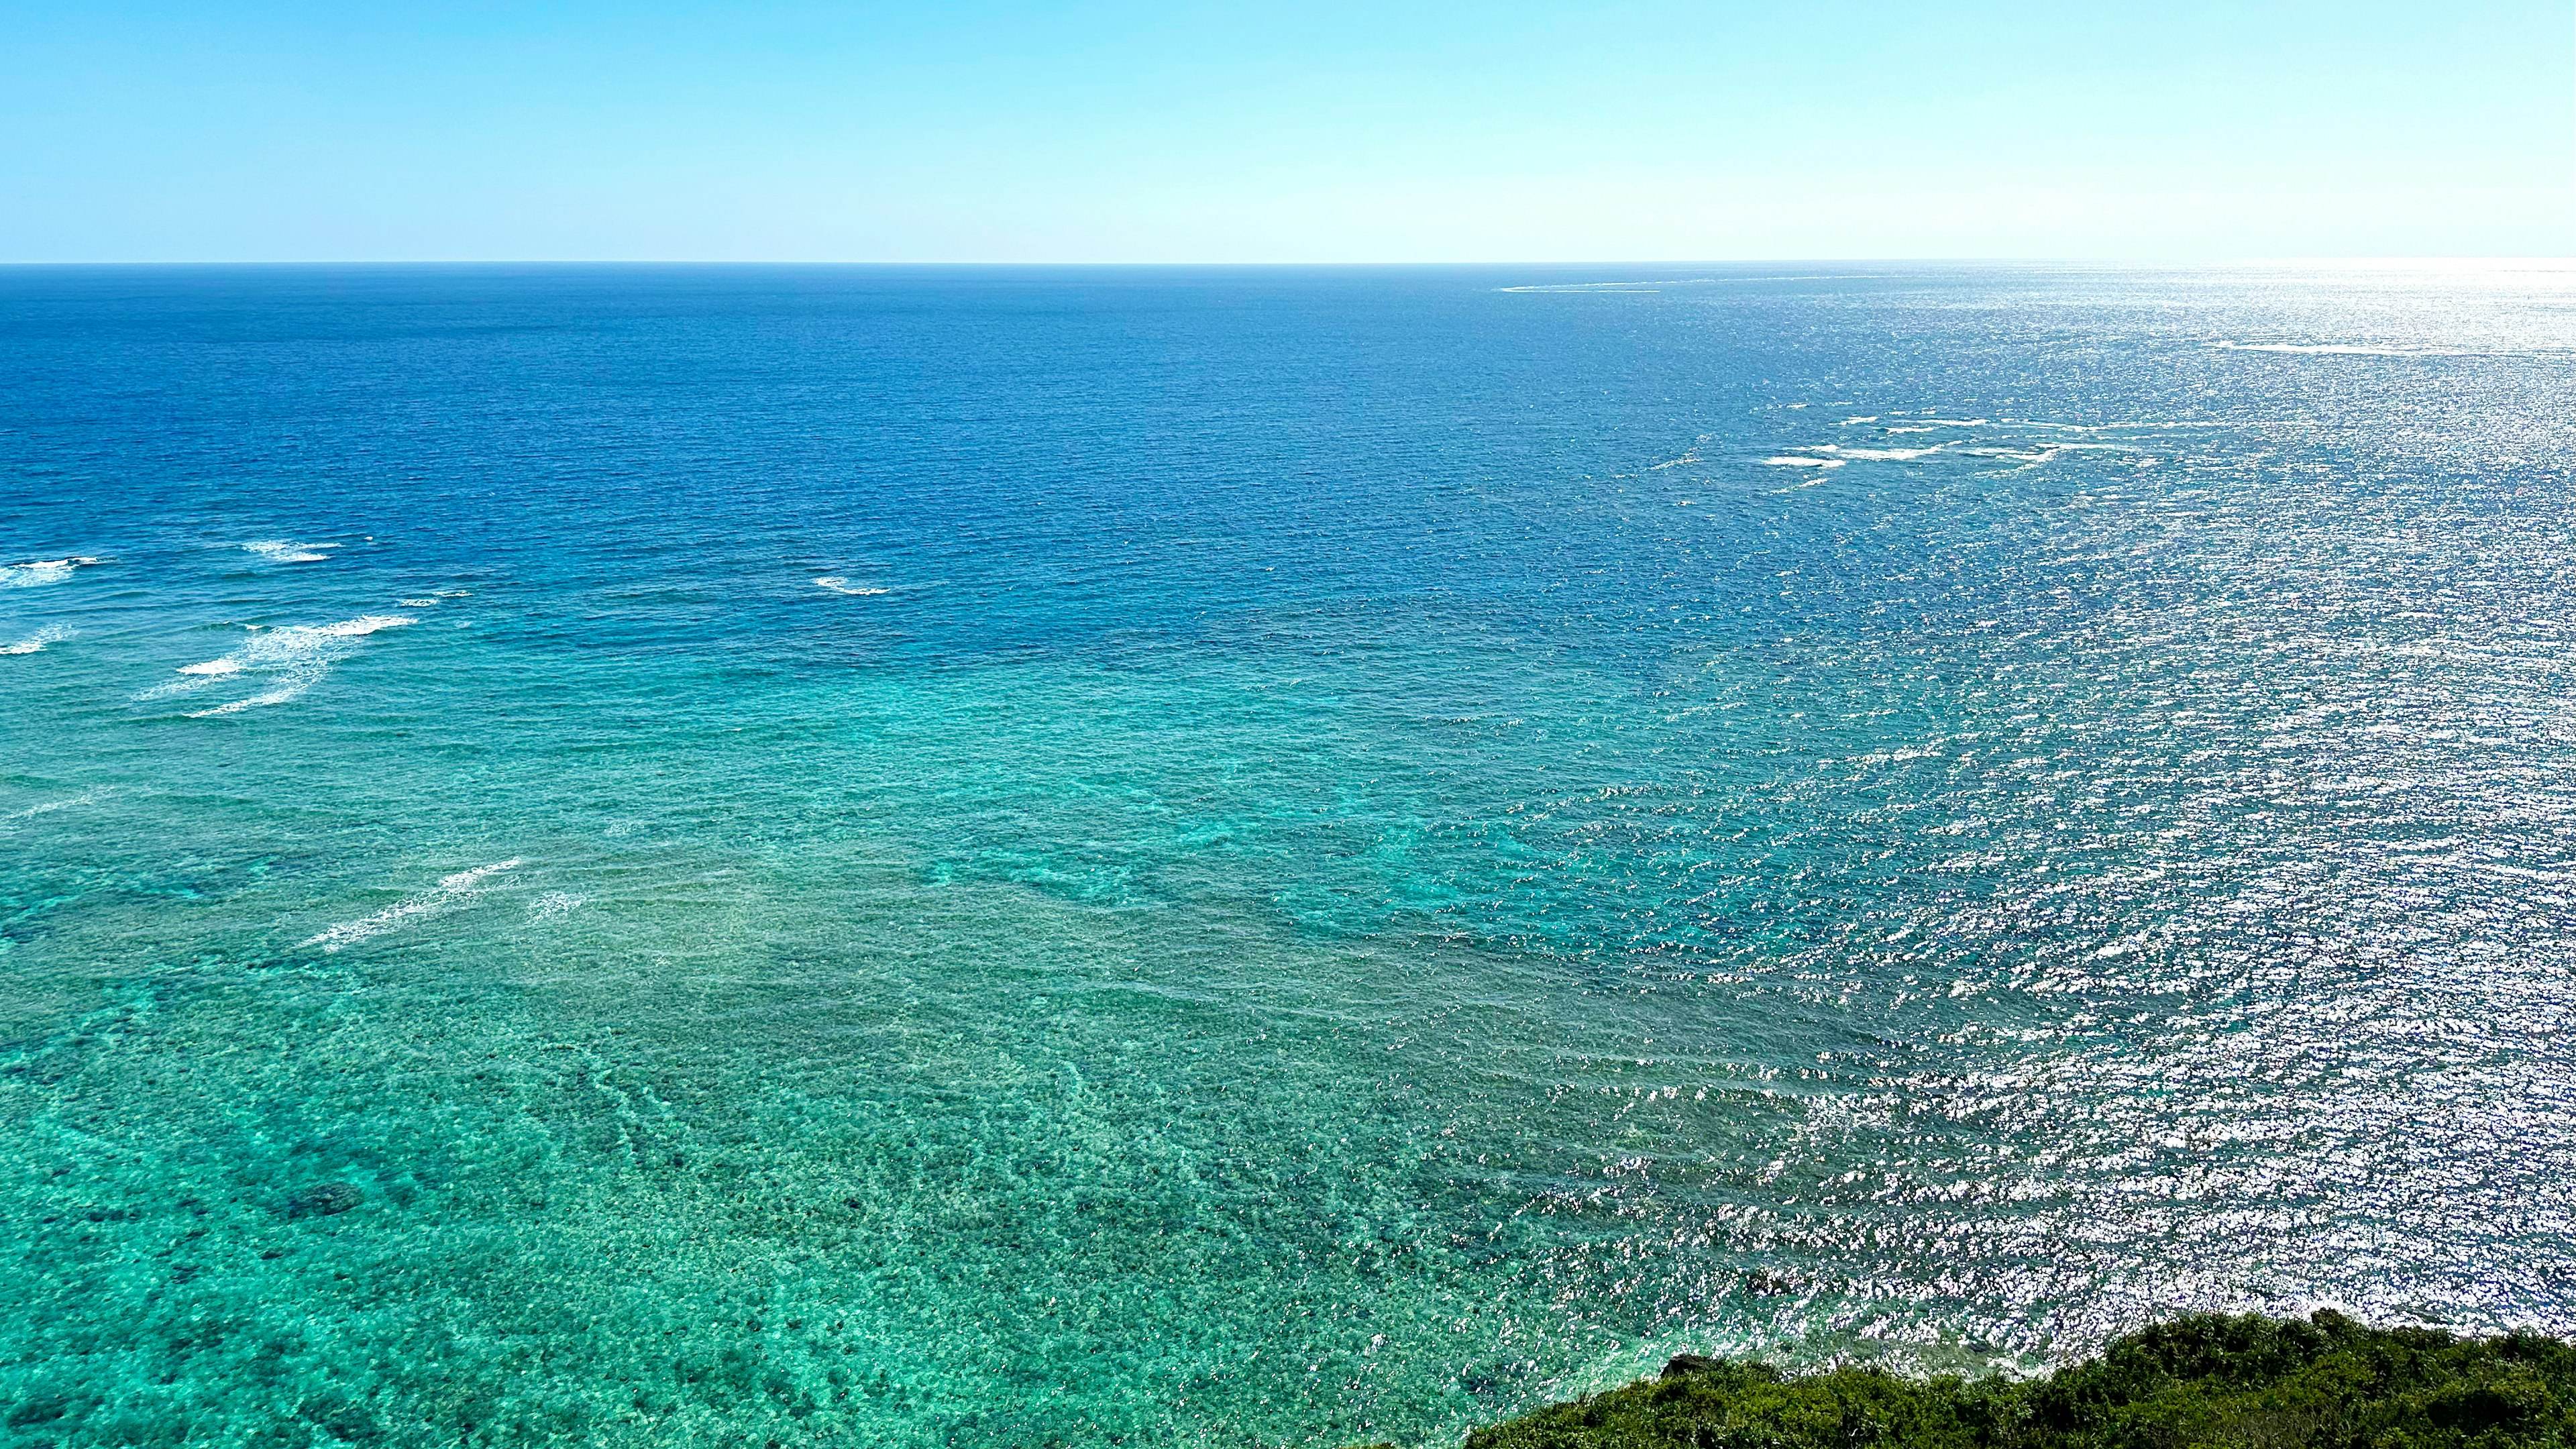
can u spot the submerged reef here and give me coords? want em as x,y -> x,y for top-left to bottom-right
1419,1313 -> 2576,1448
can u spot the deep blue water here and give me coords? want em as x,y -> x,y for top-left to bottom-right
3,263 -> 2573,1447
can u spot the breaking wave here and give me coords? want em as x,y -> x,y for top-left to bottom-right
242,540 -> 335,564
2,557 -> 102,588
142,614 -> 415,716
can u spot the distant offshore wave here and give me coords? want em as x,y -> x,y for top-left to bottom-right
143,614 -> 416,716
2,556 -> 103,587
241,539 -> 336,564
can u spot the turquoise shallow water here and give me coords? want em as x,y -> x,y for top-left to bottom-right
3,263 -> 2574,1446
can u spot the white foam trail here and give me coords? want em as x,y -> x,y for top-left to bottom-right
2,787 -> 114,822
1807,444 -> 1943,462
1960,441 -> 2141,468
241,540 -> 335,564
1761,456 -> 1845,468
816,577 -> 890,596
398,598 -> 439,607
303,859 -> 523,953
143,614 -> 415,716
2,557 -> 100,588
2,625 -> 71,655
527,890 -> 586,924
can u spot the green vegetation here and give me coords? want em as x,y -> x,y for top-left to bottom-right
1436,1312 -> 2576,1449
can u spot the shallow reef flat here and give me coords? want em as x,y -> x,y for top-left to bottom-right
4,264 -> 2574,1446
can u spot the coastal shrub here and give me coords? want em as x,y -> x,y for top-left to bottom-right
1453,1311 -> 2576,1449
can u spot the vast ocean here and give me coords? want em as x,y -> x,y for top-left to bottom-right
3,263 -> 2571,1448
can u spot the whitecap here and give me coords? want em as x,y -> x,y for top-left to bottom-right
1959,441 -> 2140,469
527,890 -> 586,924
1,625 -> 71,655
2,557 -> 100,588
1807,444 -> 1943,462
816,577 -> 890,596
241,540 -> 335,564
144,613 -> 415,716
303,859 -> 523,953
398,598 -> 439,607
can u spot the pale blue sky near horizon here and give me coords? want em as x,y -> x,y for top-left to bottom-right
2,0 -> 2571,262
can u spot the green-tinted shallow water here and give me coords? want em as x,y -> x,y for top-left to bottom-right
2,264 -> 2573,1446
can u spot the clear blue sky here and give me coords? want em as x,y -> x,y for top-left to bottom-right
4,0 -> 2570,261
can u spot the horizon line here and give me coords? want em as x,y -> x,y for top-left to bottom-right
5,256 -> 2572,269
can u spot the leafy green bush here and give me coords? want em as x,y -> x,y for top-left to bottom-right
1452,1312 -> 2576,1449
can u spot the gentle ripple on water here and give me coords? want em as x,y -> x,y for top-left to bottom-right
0,262 -> 2571,1446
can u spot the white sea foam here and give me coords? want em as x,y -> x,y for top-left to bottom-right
1761,456 -> 1845,468
242,540 -> 335,564
1959,441 -> 2141,468
1807,444 -> 1943,462
2,557 -> 100,588
398,598 -> 439,607
303,859 -> 523,953
3,787 -> 114,822
2,625 -> 71,655
528,890 -> 586,924
816,577 -> 890,596
144,614 -> 415,716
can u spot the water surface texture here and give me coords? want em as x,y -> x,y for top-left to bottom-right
3,264 -> 2573,1447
